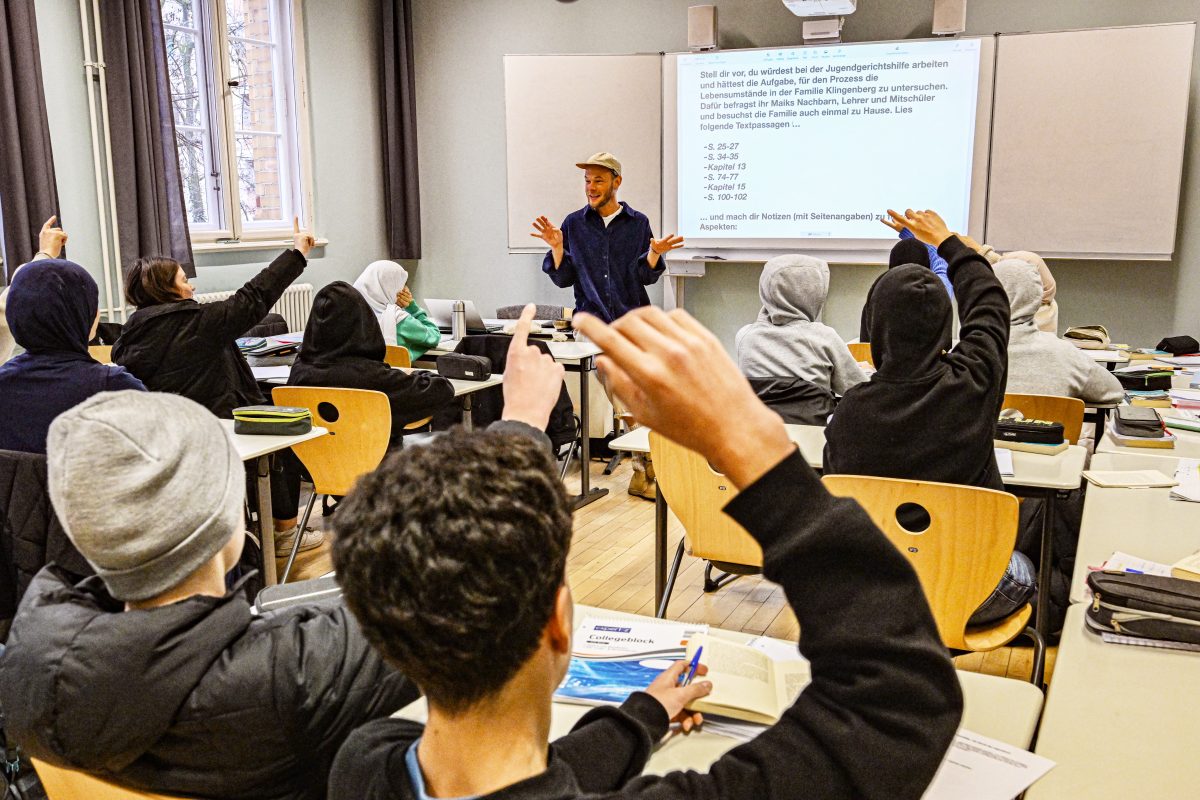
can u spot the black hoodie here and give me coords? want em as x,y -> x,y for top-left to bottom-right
0,568 -> 417,800
857,238 -> 932,342
288,282 -> 454,443
827,236 -> 1010,492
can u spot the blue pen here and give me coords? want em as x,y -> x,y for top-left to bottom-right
680,646 -> 703,687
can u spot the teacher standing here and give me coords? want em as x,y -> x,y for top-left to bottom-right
531,152 -> 684,323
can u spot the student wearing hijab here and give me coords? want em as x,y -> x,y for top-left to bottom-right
826,209 -> 1034,627
0,250 -> 145,454
272,282 -> 456,526
736,254 -> 866,395
995,257 -> 1120,405
352,260 -> 442,361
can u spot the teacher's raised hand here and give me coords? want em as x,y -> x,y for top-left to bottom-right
530,216 -> 564,250
648,233 -> 685,268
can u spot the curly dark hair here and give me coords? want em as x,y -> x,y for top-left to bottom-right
332,427 -> 573,713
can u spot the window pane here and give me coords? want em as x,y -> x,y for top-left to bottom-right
235,133 -> 285,223
165,28 -> 204,128
177,129 -> 211,224
161,0 -> 196,28
226,0 -> 273,41
227,37 -> 279,133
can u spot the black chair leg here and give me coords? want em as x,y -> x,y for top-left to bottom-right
603,452 -> 625,475
1022,625 -> 1047,688
656,538 -> 686,619
280,492 -> 318,585
703,562 -> 739,593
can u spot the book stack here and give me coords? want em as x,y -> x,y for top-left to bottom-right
1170,388 -> 1200,409
1161,409 -> 1200,434
1125,389 -> 1171,408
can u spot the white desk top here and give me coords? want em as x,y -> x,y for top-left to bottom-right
1028,604 -> 1200,800
250,365 -> 502,398
1095,419 -> 1200,460
396,604 -> 1043,776
1080,349 -> 1130,364
609,425 -> 1087,492
221,419 -> 328,462
430,337 -> 602,364
1069,452 -> 1200,603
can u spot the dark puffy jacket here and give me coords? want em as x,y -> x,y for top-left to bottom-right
0,568 -> 417,800
288,282 -> 454,443
747,377 -> 837,426
113,250 -> 306,418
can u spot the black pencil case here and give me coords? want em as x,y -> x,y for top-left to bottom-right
1116,371 -> 1173,391
1114,406 -> 1164,438
995,418 -> 1064,445
1086,571 -> 1200,645
232,405 -> 313,436
437,353 -> 492,381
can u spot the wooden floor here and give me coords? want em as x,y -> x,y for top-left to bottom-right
561,455 -> 1057,685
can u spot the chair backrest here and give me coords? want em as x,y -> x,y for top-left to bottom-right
649,432 -> 761,568
270,387 -> 391,496
847,342 -> 873,366
495,304 -> 566,320
383,345 -> 412,368
820,474 -> 1019,651
31,759 -> 183,800
1002,393 -> 1085,444
88,345 -> 113,364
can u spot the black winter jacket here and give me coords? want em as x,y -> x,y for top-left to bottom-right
329,448 -> 963,800
113,249 -> 306,418
0,568 -> 417,800
827,236 -> 1010,492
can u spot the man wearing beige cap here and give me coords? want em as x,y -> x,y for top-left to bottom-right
532,152 -> 684,324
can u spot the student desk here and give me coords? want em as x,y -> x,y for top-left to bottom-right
1081,349 -> 1129,371
394,603 -> 1045,778
1094,420 -> 1200,460
1068,453 -> 1200,604
1027,604 -> 1200,800
428,337 -> 607,509
609,425 -> 1087,634
221,419 -> 328,585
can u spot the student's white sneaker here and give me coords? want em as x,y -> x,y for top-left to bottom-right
273,526 -> 325,554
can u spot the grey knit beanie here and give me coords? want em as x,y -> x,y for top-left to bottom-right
46,391 -> 244,601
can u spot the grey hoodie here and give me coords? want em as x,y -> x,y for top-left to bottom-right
995,258 -> 1122,404
736,255 -> 866,395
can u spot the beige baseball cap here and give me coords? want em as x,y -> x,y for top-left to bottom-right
575,152 -> 622,177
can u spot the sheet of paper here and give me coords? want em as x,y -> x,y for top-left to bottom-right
1081,470 -> 1177,488
922,729 -> 1055,800
1102,551 -> 1173,577
250,365 -> 291,380
993,447 -> 1014,477
1171,458 -> 1200,503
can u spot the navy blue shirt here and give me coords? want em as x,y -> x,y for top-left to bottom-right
541,202 -> 665,323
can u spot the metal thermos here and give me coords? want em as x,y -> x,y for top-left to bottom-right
451,300 -> 467,340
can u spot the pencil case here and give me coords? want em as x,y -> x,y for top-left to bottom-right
1115,371 -> 1173,391
437,353 -> 491,381
1114,406 -> 1164,438
1156,335 -> 1199,356
1086,571 -> 1200,645
994,417 -> 1064,445
232,405 -> 313,436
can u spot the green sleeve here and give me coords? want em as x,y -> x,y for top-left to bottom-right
396,303 -> 443,350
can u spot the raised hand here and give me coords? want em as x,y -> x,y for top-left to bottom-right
650,234 -> 685,256
573,307 -> 793,488
397,287 -> 414,307
38,216 -> 68,259
529,216 -> 564,251
501,304 -> 566,430
644,660 -> 712,734
883,209 -> 952,248
292,216 -> 316,256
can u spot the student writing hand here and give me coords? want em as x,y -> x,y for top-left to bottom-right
573,307 -> 794,489
396,287 -> 414,307
644,660 -> 712,734
530,216 -> 564,250
501,304 -> 566,430
38,216 -> 68,259
292,217 -> 317,257
884,209 -> 952,248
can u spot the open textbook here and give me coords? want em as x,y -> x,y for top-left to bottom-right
556,617 -> 805,724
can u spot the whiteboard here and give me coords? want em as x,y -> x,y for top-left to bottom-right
986,24 -> 1195,259
504,54 -> 662,251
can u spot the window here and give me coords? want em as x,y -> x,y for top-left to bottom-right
162,0 -> 311,244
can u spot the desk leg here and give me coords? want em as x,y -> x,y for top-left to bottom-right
462,394 -> 473,432
1035,489 -> 1056,636
255,455 -> 278,586
654,490 -> 667,611
571,356 -> 608,510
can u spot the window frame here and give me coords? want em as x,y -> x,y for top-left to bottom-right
168,0 -> 315,248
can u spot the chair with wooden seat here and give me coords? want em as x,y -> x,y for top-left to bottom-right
649,432 -> 762,619
88,344 -> 113,364
383,344 -> 412,368
1001,393 -> 1085,444
847,341 -> 873,366
821,474 -> 1045,686
31,758 -> 183,800
270,387 -> 391,582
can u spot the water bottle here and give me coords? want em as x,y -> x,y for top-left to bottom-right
451,300 -> 467,340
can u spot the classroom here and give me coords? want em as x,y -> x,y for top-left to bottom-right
1,0 -> 1199,798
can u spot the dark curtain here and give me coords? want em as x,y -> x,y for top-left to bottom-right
380,0 -> 421,259
0,0 -> 61,282
101,0 -> 195,277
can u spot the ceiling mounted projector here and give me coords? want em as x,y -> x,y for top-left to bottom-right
783,0 -> 857,16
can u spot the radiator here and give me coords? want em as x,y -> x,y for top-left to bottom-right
194,283 -> 314,331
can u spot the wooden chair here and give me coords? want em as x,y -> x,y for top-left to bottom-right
270,387 -> 391,582
847,341 -> 873,366
649,432 -> 762,618
384,344 -> 412,368
31,758 -> 183,799
88,344 -> 113,364
1002,393 -> 1085,444
821,474 -> 1045,685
